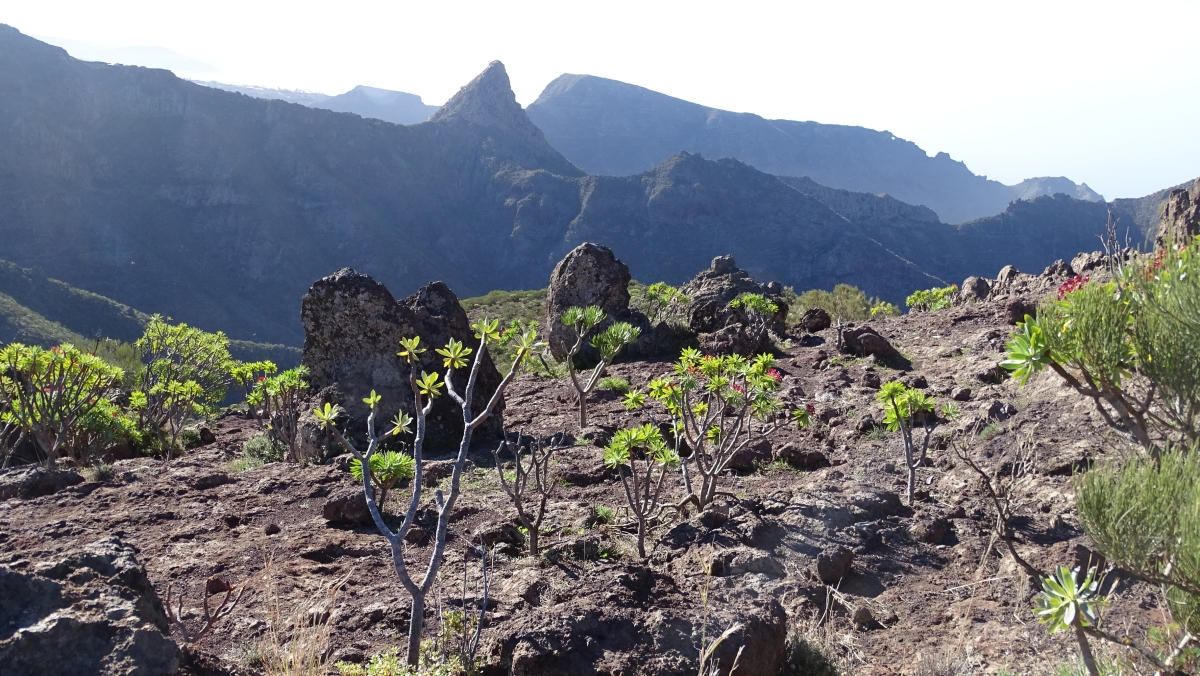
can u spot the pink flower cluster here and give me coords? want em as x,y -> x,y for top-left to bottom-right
1057,274 -> 1089,300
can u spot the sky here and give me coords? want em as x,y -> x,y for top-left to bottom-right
3,0 -> 1198,199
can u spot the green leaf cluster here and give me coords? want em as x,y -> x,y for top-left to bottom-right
876,381 -> 935,431
1034,565 -> 1103,632
905,284 -> 959,312
603,423 -> 679,470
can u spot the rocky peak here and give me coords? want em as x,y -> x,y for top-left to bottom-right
1157,177 -> 1200,249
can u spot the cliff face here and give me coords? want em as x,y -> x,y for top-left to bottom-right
525,73 -> 1019,224
0,26 -> 1160,345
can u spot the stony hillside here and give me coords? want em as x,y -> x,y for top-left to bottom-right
0,247 -> 1153,676
194,81 -> 439,125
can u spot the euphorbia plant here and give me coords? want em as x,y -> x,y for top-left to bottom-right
314,320 -> 539,667
603,424 -> 680,558
247,366 -> 309,461
729,293 -> 779,350
560,305 -> 640,428
0,343 -> 124,468
349,449 -> 415,514
625,348 -> 800,511
876,381 -> 937,506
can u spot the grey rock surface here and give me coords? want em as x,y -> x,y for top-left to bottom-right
544,243 -> 645,361
300,269 -> 504,452
0,536 -> 180,675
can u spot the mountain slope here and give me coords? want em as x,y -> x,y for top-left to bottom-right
525,73 -> 1097,225
0,25 -> 1163,345
0,259 -> 299,364
194,81 -> 438,124
1008,176 -> 1103,203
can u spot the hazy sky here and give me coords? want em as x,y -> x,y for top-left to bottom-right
4,0 -> 1198,199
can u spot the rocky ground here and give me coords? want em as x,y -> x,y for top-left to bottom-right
0,259 -> 1166,676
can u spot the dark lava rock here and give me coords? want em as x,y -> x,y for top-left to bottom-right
774,443 -> 830,470
680,255 -> 789,339
908,516 -> 950,544
901,374 -> 928,389
263,523 -> 282,535
0,467 -> 84,500
815,545 -> 854,583
726,439 -> 772,472
950,387 -> 972,401
841,325 -> 900,361
0,536 -> 180,675
543,243 -> 647,361
322,486 -> 373,527
198,427 -> 217,445
798,307 -> 832,333
300,269 -> 504,452
474,521 -> 524,548
1004,297 -> 1038,325
859,367 -> 882,389
959,276 -> 991,302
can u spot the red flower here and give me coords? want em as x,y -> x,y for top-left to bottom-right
1057,274 -> 1089,300
257,376 -> 266,382
731,383 -> 746,394
766,369 -> 783,382
805,403 -> 816,414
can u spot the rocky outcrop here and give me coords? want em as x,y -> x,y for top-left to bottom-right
300,269 -> 503,452
489,563 -> 786,676
544,243 -> 647,361
841,325 -> 900,361
1157,178 -> 1200,249
680,256 -> 789,356
0,467 -> 84,500
0,537 -> 180,675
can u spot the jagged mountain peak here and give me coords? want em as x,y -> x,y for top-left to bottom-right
432,61 -> 525,130
431,60 -> 581,175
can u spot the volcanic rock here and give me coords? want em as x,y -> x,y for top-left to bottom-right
0,537 -> 180,675
1157,178 -> 1200,249
0,467 -> 84,500
544,243 -> 647,361
841,325 -> 900,360
680,256 -> 788,336
798,307 -> 832,333
815,545 -> 854,583
300,269 -> 503,452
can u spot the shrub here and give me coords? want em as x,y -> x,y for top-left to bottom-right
0,343 -> 124,467
602,424 -> 680,558
729,293 -> 779,348
586,504 -> 617,527
630,281 -> 689,326
905,284 -> 959,312
559,306 -> 639,428
350,450 -> 415,514
315,319 -> 538,667
243,432 -> 287,464
597,377 -> 630,393
877,381 -> 939,505
229,456 -> 264,473
780,627 -> 840,676
790,283 -> 892,323
248,366 -> 309,461
131,316 -> 236,458
493,434 -> 565,556
61,396 -> 142,463
625,349 -> 804,512
83,462 -> 115,483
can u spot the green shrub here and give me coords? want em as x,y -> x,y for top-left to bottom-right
179,428 -> 203,449
247,366 -> 309,462
587,504 -> 617,527
243,432 -> 286,464
877,381 -> 939,505
905,284 -> 959,312
789,283 -> 895,324
131,316 -> 236,458
350,450 -> 416,513
597,377 -> 630,393
629,281 -> 689,326
560,306 -> 639,428
0,342 -> 125,467
229,456 -> 264,473
602,424 -> 680,558
83,462 -> 115,483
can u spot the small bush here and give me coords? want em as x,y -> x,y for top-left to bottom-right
780,627 -> 839,676
597,377 -> 630,393
179,428 -> 204,449
978,422 -> 1003,440
865,426 -> 888,441
229,456 -> 264,473
586,504 -> 617,527
83,463 -> 115,483
243,433 -> 286,464
906,284 -> 959,312
789,283 -> 893,324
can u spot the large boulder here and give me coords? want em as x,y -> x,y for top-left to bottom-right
544,243 -> 648,361
1157,178 -> 1200,249
0,537 -> 180,675
841,325 -> 900,360
0,467 -> 84,500
300,269 -> 504,452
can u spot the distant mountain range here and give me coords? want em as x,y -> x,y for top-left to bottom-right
525,74 -> 1102,224
0,25 -> 1185,348
193,81 -> 439,125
